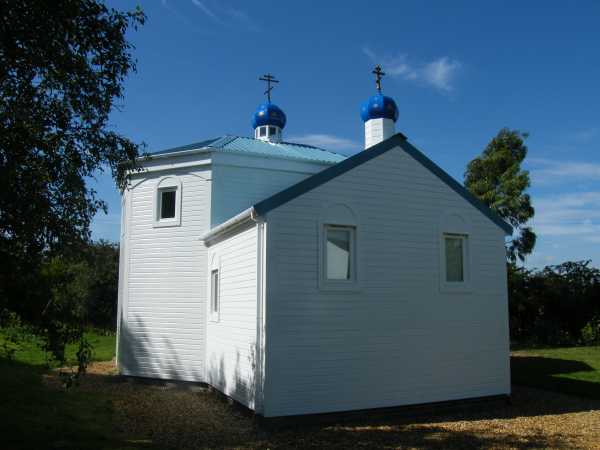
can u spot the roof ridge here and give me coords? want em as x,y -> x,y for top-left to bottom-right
252,133 -> 512,235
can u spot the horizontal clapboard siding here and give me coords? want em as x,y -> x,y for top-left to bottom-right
263,146 -> 510,417
205,225 -> 258,409
118,168 -> 210,382
210,154 -> 334,227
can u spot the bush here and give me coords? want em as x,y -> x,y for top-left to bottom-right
581,318 -> 600,346
509,260 -> 600,346
0,309 -> 25,360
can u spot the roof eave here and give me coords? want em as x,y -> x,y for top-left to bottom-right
200,207 -> 261,245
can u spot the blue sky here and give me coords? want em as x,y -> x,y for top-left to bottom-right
94,0 -> 600,268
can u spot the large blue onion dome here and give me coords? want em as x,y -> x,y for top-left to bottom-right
360,93 -> 398,123
251,102 -> 287,129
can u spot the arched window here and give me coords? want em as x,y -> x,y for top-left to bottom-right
154,177 -> 182,227
439,212 -> 472,292
319,203 -> 360,291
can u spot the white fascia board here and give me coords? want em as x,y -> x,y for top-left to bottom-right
200,207 -> 262,245
130,151 -> 212,175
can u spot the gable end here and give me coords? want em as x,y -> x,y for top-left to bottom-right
253,133 -> 512,235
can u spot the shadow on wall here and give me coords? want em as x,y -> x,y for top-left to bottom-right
206,346 -> 257,409
118,315 -> 257,408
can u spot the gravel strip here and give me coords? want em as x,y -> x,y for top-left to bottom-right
65,361 -> 600,449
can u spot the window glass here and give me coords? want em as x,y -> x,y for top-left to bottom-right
445,236 -> 464,282
160,189 -> 176,219
326,227 -> 352,280
211,269 -> 219,314
269,126 -> 276,136
259,127 -> 266,137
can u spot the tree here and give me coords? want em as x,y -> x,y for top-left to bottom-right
464,128 -> 536,262
0,1 -> 144,370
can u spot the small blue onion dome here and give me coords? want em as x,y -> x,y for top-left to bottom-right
251,102 -> 287,129
360,93 -> 398,122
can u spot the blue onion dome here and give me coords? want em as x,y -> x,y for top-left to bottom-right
251,102 -> 287,129
360,93 -> 398,122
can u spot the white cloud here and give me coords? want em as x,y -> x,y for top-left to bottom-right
288,134 -> 360,154
191,0 -> 223,24
190,0 -> 259,31
422,57 -> 462,92
533,191 -> 600,242
529,158 -> 600,185
572,127 -> 598,143
362,47 -> 461,92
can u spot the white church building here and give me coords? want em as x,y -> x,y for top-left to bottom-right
116,69 -> 512,417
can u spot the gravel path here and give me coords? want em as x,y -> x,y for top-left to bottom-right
72,361 -> 600,449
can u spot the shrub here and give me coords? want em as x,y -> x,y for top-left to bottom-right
581,318 -> 600,346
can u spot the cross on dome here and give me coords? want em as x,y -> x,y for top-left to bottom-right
372,65 -> 385,93
259,73 -> 279,102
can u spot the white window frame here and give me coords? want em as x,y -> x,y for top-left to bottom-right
208,254 -> 221,322
153,177 -> 182,228
210,268 -> 220,322
440,232 -> 471,293
318,203 -> 361,292
319,223 -> 360,291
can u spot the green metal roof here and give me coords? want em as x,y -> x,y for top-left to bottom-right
150,135 -> 347,165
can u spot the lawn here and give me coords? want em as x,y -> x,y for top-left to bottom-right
0,330 -> 144,450
1,331 -> 600,449
511,346 -> 600,399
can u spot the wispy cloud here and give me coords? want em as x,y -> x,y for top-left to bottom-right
572,127 -> 599,143
190,0 -> 260,31
362,47 -> 461,93
191,0 -> 224,24
288,134 -> 360,154
529,158 -> 600,185
533,191 -> 600,242
422,57 -> 462,92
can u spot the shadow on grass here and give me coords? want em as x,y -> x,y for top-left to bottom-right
511,355 -> 600,399
0,357 -> 151,450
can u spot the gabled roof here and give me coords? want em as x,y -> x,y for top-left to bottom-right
149,135 -> 347,165
253,133 -> 513,235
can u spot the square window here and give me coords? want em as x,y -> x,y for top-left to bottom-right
211,269 -> 219,315
445,235 -> 465,282
325,225 -> 354,281
160,189 -> 176,219
269,126 -> 276,136
259,127 -> 266,137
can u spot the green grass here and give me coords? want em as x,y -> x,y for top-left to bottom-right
512,346 -> 600,399
3,330 -> 117,366
0,330 -> 138,450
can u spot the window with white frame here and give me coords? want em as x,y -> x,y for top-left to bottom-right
159,188 -> 176,219
210,268 -> 219,318
324,225 -> 355,282
444,233 -> 467,283
154,177 -> 181,227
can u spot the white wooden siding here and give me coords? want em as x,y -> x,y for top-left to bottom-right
263,146 -> 510,417
210,153 -> 333,227
205,224 -> 258,409
117,167 -> 210,381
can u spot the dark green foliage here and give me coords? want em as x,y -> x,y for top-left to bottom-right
83,240 -> 120,332
509,261 -> 600,346
465,128 -> 536,262
0,0 -> 143,378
